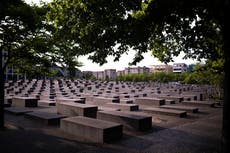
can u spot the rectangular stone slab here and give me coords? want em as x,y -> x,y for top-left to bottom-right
56,98 -> 85,104
104,103 -> 139,111
158,96 -> 184,103
4,107 -> 33,115
165,99 -> 176,104
24,111 -> 66,125
160,105 -> 199,113
38,100 -> 56,106
58,102 -> 98,118
60,116 -> 123,143
135,97 -> 165,106
98,106 -> 120,111
181,100 -> 215,107
97,110 -> 152,131
142,107 -> 187,118
12,97 -> 38,107
119,99 -> 133,104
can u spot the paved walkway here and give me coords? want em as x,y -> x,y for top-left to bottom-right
0,106 -> 222,153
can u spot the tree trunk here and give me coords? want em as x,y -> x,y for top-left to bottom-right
0,49 -> 5,129
222,35 -> 230,153
222,1 -> 230,152
222,43 -> 230,153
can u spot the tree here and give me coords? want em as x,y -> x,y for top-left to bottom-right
47,0 -> 229,152
0,0 -> 59,128
1,0 -> 37,128
0,0 -> 86,128
51,39 -> 83,79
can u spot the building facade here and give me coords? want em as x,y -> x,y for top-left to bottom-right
104,69 -> 116,80
150,64 -> 173,73
92,71 -> 104,80
116,70 -> 125,76
2,50 -> 22,81
124,66 -> 150,75
172,63 -> 188,73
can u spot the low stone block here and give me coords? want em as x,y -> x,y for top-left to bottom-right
58,102 -> 98,118
38,100 -> 56,106
97,111 -> 152,131
4,107 -> 33,115
60,116 -> 123,143
181,100 -> 215,107
25,111 -> 66,125
135,97 -> 165,106
142,107 -> 187,118
120,99 -> 133,104
160,105 -> 199,113
104,103 -> 139,111
12,97 -> 38,107
158,96 -> 184,103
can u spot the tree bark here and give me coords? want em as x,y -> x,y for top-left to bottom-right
222,1 -> 230,152
222,37 -> 230,153
0,49 -> 5,129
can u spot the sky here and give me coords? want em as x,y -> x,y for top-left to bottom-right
78,51 -> 198,71
25,0 -> 199,71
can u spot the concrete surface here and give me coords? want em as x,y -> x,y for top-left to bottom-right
1,105 -> 222,153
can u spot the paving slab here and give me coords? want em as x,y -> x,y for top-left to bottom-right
61,116 -> 123,143
160,105 -> 199,113
135,97 -> 165,106
97,110 -> 152,131
24,111 -> 67,125
38,100 -> 56,106
142,107 -> 187,118
104,103 -> 139,111
4,107 -> 33,115
182,100 -> 215,107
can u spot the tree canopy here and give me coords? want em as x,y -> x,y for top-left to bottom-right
47,1 -> 229,152
47,0 -> 224,65
0,0 -> 83,128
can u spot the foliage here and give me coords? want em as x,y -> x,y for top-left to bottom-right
0,1 -> 56,77
184,62 -> 224,99
47,0 -> 226,104
0,0 -> 84,127
1,0 -> 83,78
47,0 -> 224,66
117,72 -> 187,83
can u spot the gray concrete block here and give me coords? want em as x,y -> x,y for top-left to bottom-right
38,100 -> 56,106
104,103 -> 139,111
24,111 -> 66,125
4,107 -> 33,115
97,111 -> 152,131
60,116 -> 123,143
135,97 -> 165,106
182,100 -> 215,107
12,97 -> 38,107
142,107 -> 187,118
160,105 -> 199,113
58,102 -> 98,118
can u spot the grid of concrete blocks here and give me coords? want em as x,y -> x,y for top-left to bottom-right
4,79 -> 218,143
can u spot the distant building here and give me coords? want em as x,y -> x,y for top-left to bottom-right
117,70 -> 125,76
82,71 -> 93,79
92,71 -> 104,80
172,63 -> 188,73
2,50 -> 23,81
92,69 -> 116,80
150,64 -> 173,73
104,69 -> 116,80
124,66 -> 150,75
4,65 -> 21,81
